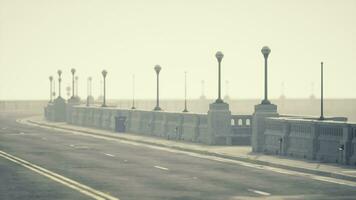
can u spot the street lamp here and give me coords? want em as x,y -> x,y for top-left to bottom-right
70,68 -> 76,98
215,51 -> 224,103
57,70 -> 62,98
183,71 -> 188,112
87,77 -> 92,107
154,65 -> 162,111
320,62 -> 325,120
75,76 -> 79,97
131,74 -> 136,109
261,46 -> 271,104
49,76 -> 53,103
101,70 -> 107,107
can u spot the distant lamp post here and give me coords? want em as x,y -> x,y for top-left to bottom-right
57,70 -> 62,98
75,76 -> 79,97
319,62 -> 325,120
86,77 -> 92,106
101,70 -> 108,107
200,80 -> 206,99
49,76 -> 53,103
261,46 -> 271,104
154,65 -> 162,111
183,71 -> 188,112
70,68 -> 76,98
131,74 -> 136,109
215,51 -> 224,103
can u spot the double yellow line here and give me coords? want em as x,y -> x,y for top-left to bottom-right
0,150 -> 119,200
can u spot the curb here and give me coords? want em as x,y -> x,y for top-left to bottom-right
24,119 -> 356,183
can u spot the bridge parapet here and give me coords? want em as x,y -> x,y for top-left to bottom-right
263,117 -> 356,165
230,115 -> 252,145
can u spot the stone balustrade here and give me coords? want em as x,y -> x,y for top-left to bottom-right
262,117 -> 356,165
230,115 -> 252,145
46,103 -> 252,146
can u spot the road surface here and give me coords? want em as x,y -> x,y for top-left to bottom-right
0,113 -> 356,200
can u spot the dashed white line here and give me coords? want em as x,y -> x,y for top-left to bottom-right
104,153 -> 115,157
154,165 -> 169,171
248,189 -> 271,196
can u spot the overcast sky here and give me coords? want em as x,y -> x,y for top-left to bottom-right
0,0 -> 355,100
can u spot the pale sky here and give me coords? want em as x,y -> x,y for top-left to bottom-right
0,0 -> 355,100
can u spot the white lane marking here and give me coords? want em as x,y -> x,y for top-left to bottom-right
123,160 -> 128,162
0,150 -> 119,200
248,189 -> 271,196
154,165 -> 169,171
23,119 -> 356,187
19,132 -> 25,135
2,127 -> 7,130
69,144 -> 75,147
104,153 -> 115,157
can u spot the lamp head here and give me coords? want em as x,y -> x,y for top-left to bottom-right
215,51 -> 224,62
57,70 -> 62,77
71,68 -> 76,75
102,70 -> 107,78
261,46 -> 271,59
154,65 -> 161,74
49,76 -> 53,81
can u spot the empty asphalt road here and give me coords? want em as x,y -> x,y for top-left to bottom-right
1,113 -> 356,200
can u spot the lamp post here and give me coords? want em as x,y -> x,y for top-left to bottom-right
200,80 -> 206,99
87,77 -> 92,106
70,68 -> 75,98
183,71 -> 188,112
49,76 -> 53,103
75,76 -> 79,97
131,74 -> 136,109
215,51 -> 224,103
101,70 -> 107,107
261,46 -> 271,105
154,65 -> 162,111
320,62 -> 324,120
57,70 -> 62,98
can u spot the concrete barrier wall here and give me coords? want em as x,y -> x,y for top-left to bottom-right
231,115 -> 252,145
263,117 -> 356,165
350,125 -> 356,165
67,106 -> 216,145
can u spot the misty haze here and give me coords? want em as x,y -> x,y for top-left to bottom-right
1,0 -> 356,200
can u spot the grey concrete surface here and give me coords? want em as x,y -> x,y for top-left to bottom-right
1,113 -> 356,199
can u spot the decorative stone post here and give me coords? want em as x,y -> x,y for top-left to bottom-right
252,46 -> 279,152
206,51 -> 232,145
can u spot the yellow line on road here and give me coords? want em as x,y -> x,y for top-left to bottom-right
0,150 -> 119,200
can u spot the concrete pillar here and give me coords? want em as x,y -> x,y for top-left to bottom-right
342,125 -> 352,165
207,102 -> 232,145
252,103 -> 278,152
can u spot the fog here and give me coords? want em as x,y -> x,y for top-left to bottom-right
1,0 -> 355,100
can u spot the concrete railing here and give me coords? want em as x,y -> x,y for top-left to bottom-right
45,103 -> 252,146
230,115 -> 252,145
262,117 -> 356,165
66,105 -> 213,144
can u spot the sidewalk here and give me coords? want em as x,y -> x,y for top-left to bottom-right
22,116 -> 356,183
